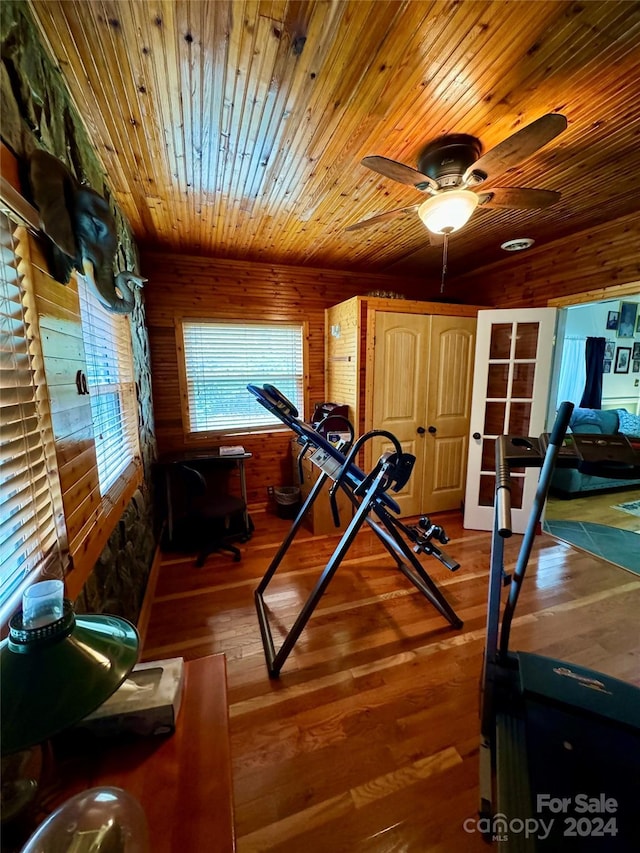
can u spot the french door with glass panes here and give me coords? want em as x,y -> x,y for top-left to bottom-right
464,308 -> 558,534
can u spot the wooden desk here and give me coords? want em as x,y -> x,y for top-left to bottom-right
157,450 -> 252,543
7,655 -> 235,853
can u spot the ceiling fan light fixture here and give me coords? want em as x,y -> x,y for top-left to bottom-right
418,190 -> 479,235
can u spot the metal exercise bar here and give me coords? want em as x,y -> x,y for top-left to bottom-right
365,506 -> 463,629
255,463 -> 397,677
247,382 -> 464,677
255,470 -> 329,598
498,401 -> 574,659
478,401 -> 574,822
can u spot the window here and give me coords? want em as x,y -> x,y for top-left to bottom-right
0,213 -> 66,619
77,276 -> 140,495
180,320 -> 304,433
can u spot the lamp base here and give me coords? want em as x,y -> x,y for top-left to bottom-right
0,746 -> 43,824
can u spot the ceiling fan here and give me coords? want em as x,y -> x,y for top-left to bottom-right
347,113 -> 567,240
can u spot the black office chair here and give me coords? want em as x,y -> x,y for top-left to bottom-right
174,463 -> 252,566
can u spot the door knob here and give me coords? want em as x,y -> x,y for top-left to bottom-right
473,432 -> 481,440
417,426 -> 426,434
428,426 -> 437,434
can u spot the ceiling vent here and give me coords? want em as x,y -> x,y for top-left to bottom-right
501,237 -> 535,252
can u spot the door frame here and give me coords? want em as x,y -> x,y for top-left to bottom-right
547,280 -> 640,309
547,280 -> 640,420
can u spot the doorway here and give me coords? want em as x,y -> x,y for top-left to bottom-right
544,286 -> 640,562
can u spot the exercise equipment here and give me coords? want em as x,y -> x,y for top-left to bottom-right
247,383 -> 463,677
479,402 -> 640,851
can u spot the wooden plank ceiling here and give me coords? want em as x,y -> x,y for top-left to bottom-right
28,0 -> 640,279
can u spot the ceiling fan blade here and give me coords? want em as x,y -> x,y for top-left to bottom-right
345,205 -> 419,232
361,156 -> 438,191
477,187 -> 561,209
463,113 -> 567,184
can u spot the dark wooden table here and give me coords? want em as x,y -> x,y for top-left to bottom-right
156,449 -> 252,543
3,655 -> 235,852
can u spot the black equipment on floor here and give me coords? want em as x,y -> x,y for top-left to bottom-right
177,464 -> 250,565
247,383 -> 463,677
311,401 -> 350,437
160,455 -> 253,566
479,402 -> 640,851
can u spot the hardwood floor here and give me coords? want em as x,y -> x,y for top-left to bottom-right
546,486 -> 640,532
141,508 -> 640,853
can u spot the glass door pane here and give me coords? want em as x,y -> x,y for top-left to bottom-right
465,308 -> 558,533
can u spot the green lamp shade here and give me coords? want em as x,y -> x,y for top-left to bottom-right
1,600 -> 139,755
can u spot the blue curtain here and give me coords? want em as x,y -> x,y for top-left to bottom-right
579,337 -> 606,409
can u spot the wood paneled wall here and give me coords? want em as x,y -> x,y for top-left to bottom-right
143,211 -> 637,508
325,297 -> 361,428
23,237 -> 101,554
15,228 -> 142,597
451,212 -> 640,307
142,253 -> 431,504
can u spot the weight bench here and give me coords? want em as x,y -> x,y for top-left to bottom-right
247,383 -> 463,677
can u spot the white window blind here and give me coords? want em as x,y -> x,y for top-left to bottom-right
77,276 -> 140,495
0,212 -> 66,617
181,320 -> 304,432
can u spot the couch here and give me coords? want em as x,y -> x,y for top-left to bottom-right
550,407 -> 640,498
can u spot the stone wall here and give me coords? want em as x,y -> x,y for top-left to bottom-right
1,0 -> 157,623
75,488 -> 157,621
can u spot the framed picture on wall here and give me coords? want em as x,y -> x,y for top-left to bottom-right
603,359 -> 612,374
606,310 -> 619,330
633,360 -> 640,374
633,341 -> 640,360
604,340 -> 616,360
636,314 -> 640,333
617,302 -> 638,338
614,347 -> 631,373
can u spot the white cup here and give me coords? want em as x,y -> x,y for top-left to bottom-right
23,580 -> 64,628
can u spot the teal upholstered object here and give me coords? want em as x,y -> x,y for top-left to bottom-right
550,407 -> 640,497
567,407 -> 619,434
616,408 -> 640,436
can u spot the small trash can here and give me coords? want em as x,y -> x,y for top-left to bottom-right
274,486 -> 301,519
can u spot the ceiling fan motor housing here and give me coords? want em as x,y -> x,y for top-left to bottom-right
417,134 -> 482,188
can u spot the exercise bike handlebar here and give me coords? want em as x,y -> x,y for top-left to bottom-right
495,437 -> 513,539
332,429 -> 403,496
494,401 -> 574,539
549,402 -> 575,448
498,401 -> 574,659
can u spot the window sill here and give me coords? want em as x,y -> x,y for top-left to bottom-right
185,425 -> 294,444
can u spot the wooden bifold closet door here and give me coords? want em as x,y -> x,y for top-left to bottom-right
370,311 -> 476,517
